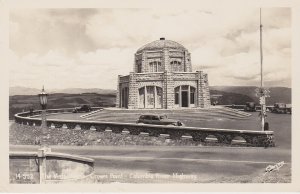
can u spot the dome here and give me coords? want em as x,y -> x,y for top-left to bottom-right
137,38 -> 186,53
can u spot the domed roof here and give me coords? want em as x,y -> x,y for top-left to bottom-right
137,38 -> 186,52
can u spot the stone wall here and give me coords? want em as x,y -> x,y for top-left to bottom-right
163,71 -> 175,109
128,72 -> 138,109
197,71 -> 211,108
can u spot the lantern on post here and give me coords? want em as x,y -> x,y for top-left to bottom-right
38,86 -> 48,128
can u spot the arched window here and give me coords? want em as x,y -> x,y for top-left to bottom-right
171,61 -> 182,72
149,61 -> 162,72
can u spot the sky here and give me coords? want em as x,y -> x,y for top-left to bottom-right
9,8 -> 291,90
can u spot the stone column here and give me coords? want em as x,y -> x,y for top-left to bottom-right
116,75 -> 121,108
179,85 -> 182,107
37,147 -> 51,184
197,71 -> 204,108
162,48 -> 170,72
163,71 -> 175,109
202,73 -> 211,108
128,72 -> 138,109
197,71 -> 211,108
144,86 -> 147,108
142,52 -> 147,72
186,52 -> 192,72
154,86 -> 157,108
188,85 -> 190,107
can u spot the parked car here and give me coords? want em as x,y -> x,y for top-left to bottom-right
272,103 -> 288,114
244,102 -> 256,112
271,103 -> 292,114
73,105 -> 92,113
136,114 -> 184,126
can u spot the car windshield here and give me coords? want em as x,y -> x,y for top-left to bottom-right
160,115 -> 167,119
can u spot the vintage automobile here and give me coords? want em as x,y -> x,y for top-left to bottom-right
73,105 -> 92,113
244,102 -> 256,112
136,114 -> 184,126
272,103 -> 292,114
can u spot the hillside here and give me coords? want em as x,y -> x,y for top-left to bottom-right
210,86 -> 291,105
9,86 -> 116,96
9,93 -> 116,119
9,86 -> 291,119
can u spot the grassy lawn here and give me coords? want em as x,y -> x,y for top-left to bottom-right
44,107 -> 291,149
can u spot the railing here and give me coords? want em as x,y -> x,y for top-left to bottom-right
14,108 -> 275,147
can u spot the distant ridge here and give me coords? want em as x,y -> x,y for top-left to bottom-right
9,86 -> 116,96
10,85 -> 291,105
210,86 -> 291,105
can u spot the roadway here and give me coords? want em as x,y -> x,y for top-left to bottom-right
10,144 -> 291,183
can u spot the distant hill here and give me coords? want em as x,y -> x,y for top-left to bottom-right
9,85 -> 291,119
9,93 -> 116,119
9,86 -> 116,96
210,86 -> 291,105
210,90 -> 255,105
9,86 -> 41,96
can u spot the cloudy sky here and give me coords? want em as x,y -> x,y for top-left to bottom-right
9,8 -> 291,90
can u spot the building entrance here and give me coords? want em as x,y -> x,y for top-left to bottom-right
181,91 -> 188,107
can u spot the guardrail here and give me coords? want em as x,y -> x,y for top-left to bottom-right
14,108 -> 275,147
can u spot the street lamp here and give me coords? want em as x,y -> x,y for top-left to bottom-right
38,86 -> 48,129
37,86 -> 50,183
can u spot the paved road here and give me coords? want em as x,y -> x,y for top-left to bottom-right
10,145 -> 291,182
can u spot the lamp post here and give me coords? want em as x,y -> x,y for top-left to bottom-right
38,86 -> 48,128
258,8 -> 269,131
38,86 -> 49,183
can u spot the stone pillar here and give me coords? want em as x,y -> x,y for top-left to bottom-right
142,52 -> 147,73
37,147 -> 51,184
154,86 -> 157,108
202,73 -> 211,108
186,52 -> 192,72
197,71 -> 211,108
188,85 -> 190,107
134,54 -> 137,73
163,71 -> 175,109
116,75 -> 121,108
197,71 -> 204,108
184,50 -> 191,72
128,72 -> 138,109
144,86 -> 147,108
179,85 -> 182,107
162,48 -> 170,72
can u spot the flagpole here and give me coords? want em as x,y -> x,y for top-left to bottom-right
260,8 -> 266,131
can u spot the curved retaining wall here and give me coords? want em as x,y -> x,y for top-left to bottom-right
14,108 -> 275,147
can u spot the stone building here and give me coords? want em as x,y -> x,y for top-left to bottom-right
117,38 -> 211,109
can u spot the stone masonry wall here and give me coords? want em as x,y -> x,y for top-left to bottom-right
197,71 -> 211,108
116,76 -> 120,108
163,71 -> 175,109
202,73 -> 211,108
128,72 -> 138,109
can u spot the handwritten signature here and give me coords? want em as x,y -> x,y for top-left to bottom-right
264,161 -> 285,175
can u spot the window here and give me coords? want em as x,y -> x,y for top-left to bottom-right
144,115 -> 152,120
137,63 -> 142,73
175,87 -> 179,104
171,61 -> 182,72
190,87 -> 195,104
152,116 -> 159,120
160,115 -> 167,119
149,61 -> 161,72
